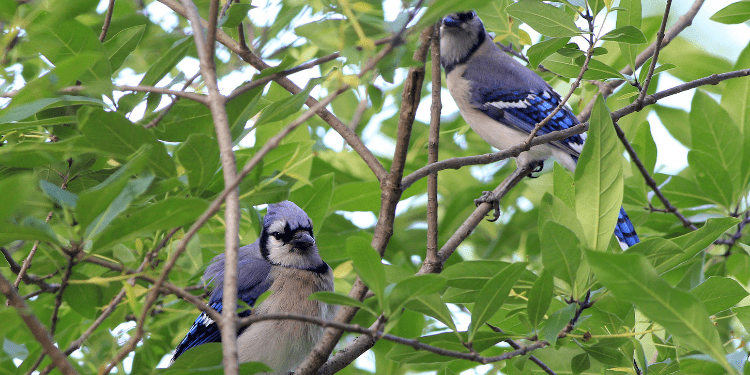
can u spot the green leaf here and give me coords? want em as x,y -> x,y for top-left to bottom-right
690,91 -> 742,192
288,174 -> 334,231
93,197 -> 209,251
575,95 -> 623,251
175,134 -> 219,195
386,274 -> 446,316
628,238 -> 684,269
39,180 -> 77,208
540,221 -> 582,290
631,121 -> 657,174
347,236 -> 386,305
469,262 -> 527,341
139,37 -> 191,87
527,271 -> 553,330
552,162 -> 575,208
505,1 -> 580,37
0,173 -> 35,220
63,282 -> 103,319
600,26 -> 647,44
571,353 -> 590,375
151,100 -> 213,142
689,277 -> 748,315
688,150 -> 735,209
587,251 -> 733,373
404,293 -> 457,332
732,305 -> 750,331
540,303 -> 575,345
527,37 -> 570,69
542,53 -> 624,80
654,105 -> 690,146
76,150 -> 150,231
721,42 -> 750,189
710,2 -> 750,24
254,79 -> 319,127
219,3 -> 253,28
657,217 -> 740,273
330,181 -> 381,212
584,342 -> 627,366
418,1 -> 493,27
442,260 -> 514,290
27,18 -> 111,83
616,0 -> 642,70
308,291 -> 376,315
0,137 -> 97,168
85,174 -> 155,241
80,108 -> 176,178
0,96 -> 104,125
103,25 -> 146,72
166,343 -> 271,374
0,218 -> 61,247
0,116 -> 77,133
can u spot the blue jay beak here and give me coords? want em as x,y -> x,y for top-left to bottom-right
291,231 -> 315,252
442,15 -> 461,28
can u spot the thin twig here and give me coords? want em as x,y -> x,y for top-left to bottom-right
60,84 -> 207,103
612,121 -> 697,230
425,24 -> 441,272
635,0 -> 672,106
145,72 -> 201,129
156,0 -> 389,182
99,0 -> 116,42
578,0 -> 705,122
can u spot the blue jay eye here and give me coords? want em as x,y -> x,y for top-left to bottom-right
271,232 -> 282,240
468,11 -> 476,19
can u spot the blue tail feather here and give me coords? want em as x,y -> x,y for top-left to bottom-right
614,206 -> 639,248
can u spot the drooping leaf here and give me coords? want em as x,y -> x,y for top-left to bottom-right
103,25 -> 146,72
527,270 -> 553,330
575,95 -> 623,251
588,251 -> 732,372
347,235 -> 386,305
469,262 -> 527,340
175,134 -> 220,195
540,222 -> 582,290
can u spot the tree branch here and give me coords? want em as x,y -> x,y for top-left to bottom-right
0,272 -> 79,375
578,0 -> 705,122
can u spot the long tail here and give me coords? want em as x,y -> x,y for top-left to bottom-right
614,207 -> 639,248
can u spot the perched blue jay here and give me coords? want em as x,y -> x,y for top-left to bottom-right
439,11 -> 639,247
172,201 -> 335,374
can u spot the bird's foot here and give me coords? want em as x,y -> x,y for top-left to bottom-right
475,191 -> 501,222
526,160 -> 545,178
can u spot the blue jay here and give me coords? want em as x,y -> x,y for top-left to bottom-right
172,201 -> 335,374
439,11 -> 639,247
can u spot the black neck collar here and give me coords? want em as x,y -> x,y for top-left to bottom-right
268,260 -> 329,274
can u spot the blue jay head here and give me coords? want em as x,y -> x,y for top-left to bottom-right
439,11 -> 486,69
259,201 -> 323,269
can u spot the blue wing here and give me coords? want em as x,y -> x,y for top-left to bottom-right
472,87 -> 641,247
172,243 -> 273,362
472,88 -> 585,157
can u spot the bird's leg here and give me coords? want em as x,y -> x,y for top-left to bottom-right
475,161 -> 543,222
